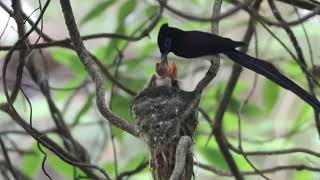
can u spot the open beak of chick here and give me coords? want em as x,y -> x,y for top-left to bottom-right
156,59 -> 177,80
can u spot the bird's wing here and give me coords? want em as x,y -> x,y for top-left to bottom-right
174,31 -> 244,58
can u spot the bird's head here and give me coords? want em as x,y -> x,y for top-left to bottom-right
158,23 -> 174,60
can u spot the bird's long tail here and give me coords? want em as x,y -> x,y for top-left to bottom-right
224,49 -> 320,112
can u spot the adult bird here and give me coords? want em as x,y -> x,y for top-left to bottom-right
157,23 -> 320,112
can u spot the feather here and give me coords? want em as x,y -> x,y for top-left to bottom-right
224,49 -> 320,111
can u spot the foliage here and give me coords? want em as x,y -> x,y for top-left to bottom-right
0,0 -> 320,179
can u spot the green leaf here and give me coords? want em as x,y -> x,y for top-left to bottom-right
293,170 -> 312,180
290,104 -> 312,132
196,136 -> 228,169
143,65 -> 155,78
127,172 -> 151,180
140,43 -> 158,57
123,58 -> 145,70
197,136 -> 252,171
22,144 -> 42,177
282,60 -> 303,77
263,80 -> 280,112
232,152 -> 254,171
103,163 -> 116,177
100,27 -> 127,61
80,0 -> 117,25
110,95 -> 133,140
144,5 -> 158,16
122,78 -> 146,92
228,96 -> 241,113
200,82 -> 226,109
241,103 -> 263,116
111,125 -> 125,140
51,49 -> 86,77
48,153 -> 74,178
191,0 -> 199,4
118,0 -> 137,23
95,45 -> 118,63
99,0 -> 137,60
222,111 -> 238,132
111,95 -> 133,121
72,93 -> 94,126
228,96 -> 261,116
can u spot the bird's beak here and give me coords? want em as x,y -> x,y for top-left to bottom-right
161,52 -> 168,61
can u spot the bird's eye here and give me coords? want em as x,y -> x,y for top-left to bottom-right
164,38 -> 172,49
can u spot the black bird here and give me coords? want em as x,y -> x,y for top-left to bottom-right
157,23 -> 320,111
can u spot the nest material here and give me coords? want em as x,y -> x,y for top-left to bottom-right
131,86 -> 198,180
132,86 -> 198,145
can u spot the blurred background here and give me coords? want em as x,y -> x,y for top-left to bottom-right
0,0 -> 320,179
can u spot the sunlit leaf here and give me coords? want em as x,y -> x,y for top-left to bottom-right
103,163 -> 116,177
293,170 -> 312,180
263,80 -> 280,112
22,144 -> 42,177
222,111 -> 238,132
143,65 -> 156,78
232,152 -> 254,171
282,60 -> 303,77
48,153 -> 74,178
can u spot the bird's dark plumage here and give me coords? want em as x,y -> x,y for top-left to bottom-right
158,24 -> 244,58
157,23 -> 320,111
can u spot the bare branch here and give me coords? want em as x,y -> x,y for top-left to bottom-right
0,137 -> 20,180
58,0 -> 138,137
169,136 -> 192,180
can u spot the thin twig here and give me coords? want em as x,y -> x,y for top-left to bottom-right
116,160 -> 148,180
0,137 -> 20,180
195,161 -> 320,176
37,140 -> 53,180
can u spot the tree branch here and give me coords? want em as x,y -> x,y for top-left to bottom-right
59,0 -> 138,137
169,136 -> 192,180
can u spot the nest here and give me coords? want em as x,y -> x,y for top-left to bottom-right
131,86 -> 198,180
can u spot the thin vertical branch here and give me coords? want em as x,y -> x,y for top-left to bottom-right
211,1 -> 263,179
0,137 -> 20,180
9,0 -> 28,103
108,53 -> 124,178
207,0 -> 244,179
